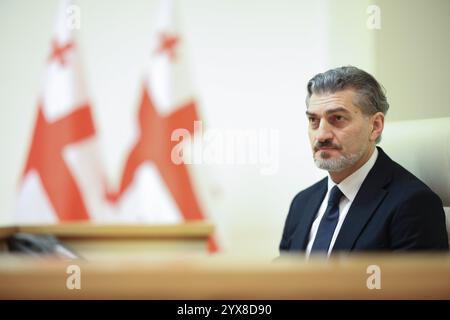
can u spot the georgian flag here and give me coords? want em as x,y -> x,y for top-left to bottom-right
15,0 -> 110,224
106,0 -> 218,251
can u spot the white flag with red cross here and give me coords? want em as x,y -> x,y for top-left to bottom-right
15,0 -> 109,224
106,0 -> 219,252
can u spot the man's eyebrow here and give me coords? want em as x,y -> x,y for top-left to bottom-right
305,107 -> 351,117
325,107 -> 351,115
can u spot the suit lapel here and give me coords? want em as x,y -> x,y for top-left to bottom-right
332,147 -> 393,251
290,178 -> 327,250
332,184 -> 387,251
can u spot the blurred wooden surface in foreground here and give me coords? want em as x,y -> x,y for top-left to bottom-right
0,253 -> 449,299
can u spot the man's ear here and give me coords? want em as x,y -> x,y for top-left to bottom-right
370,112 -> 384,142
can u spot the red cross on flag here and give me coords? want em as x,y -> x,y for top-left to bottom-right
15,0 -> 108,224
106,0 -> 218,252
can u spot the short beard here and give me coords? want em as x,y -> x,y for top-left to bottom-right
314,149 -> 364,172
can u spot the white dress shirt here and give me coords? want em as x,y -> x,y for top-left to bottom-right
306,148 -> 379,257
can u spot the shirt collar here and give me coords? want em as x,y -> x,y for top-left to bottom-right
327,147 -> 379,202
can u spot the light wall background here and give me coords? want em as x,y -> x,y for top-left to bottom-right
375,0 -> 450,121
0,0 -> 449,258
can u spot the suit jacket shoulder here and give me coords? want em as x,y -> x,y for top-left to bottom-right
375,151 -> 448,250
279,177 -> 327,251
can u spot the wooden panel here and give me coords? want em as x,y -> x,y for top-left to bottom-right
0,226 -> 17,240
0,254 -> 449,299
62,238 -> 207,260
16,222 -> 213,239
0,222 -> 213,258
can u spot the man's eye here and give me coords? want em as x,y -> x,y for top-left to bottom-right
309,117 -> 319,125
333,115 -> 345,122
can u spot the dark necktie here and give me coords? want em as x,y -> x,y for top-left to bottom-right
310,185 -> 344,253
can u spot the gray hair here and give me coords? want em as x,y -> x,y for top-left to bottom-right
306,66 -> 389,116
306,66 -> 389,143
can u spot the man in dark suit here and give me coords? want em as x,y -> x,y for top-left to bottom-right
280,66 -> 448,256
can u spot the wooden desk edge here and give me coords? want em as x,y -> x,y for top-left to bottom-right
0,222 -> 214,240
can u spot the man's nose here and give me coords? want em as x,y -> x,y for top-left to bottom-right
315,120 -> 334,142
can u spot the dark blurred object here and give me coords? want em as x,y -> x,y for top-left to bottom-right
6,233 -> 82,260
